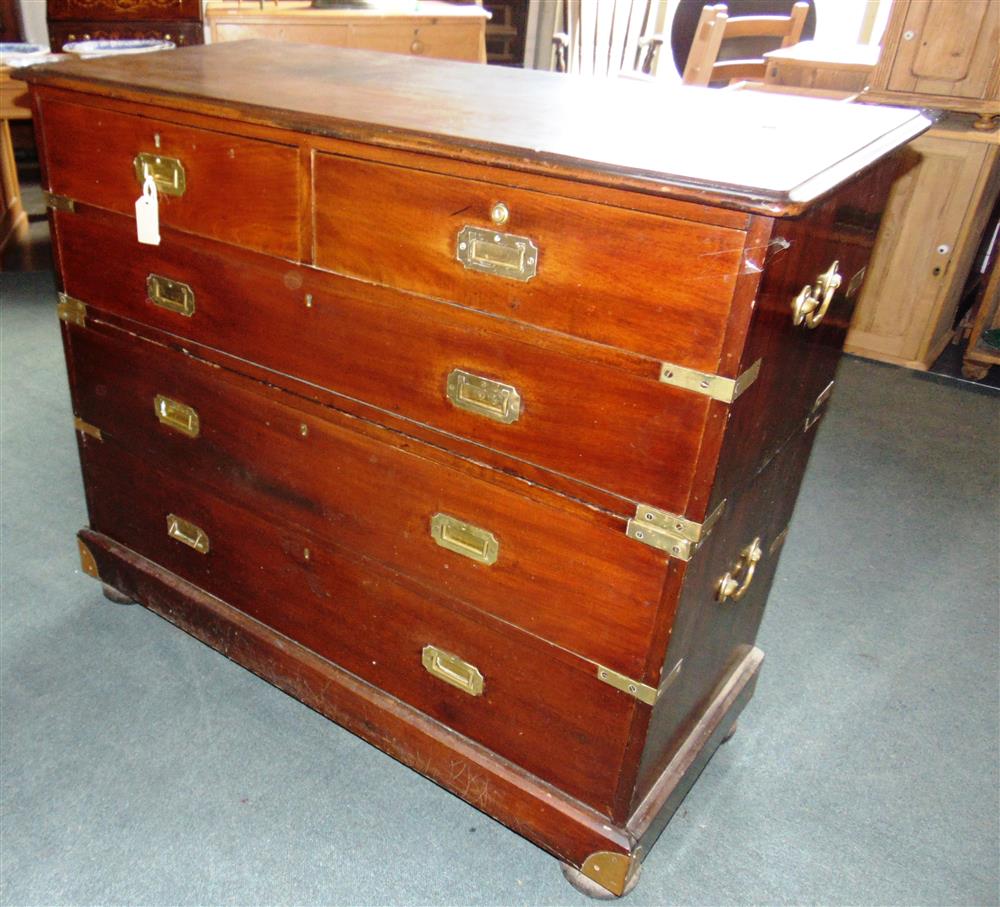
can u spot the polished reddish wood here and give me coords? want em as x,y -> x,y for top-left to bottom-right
67,319 -> 669,679
79,529 -> 641,861
79,436 -> 637,814
314,152 -> 747,370
21,41 -> 929,215
631,412 -> 823,809
37,96 -> 300,258
703,156 -> 901,518
56,205 -> 714,516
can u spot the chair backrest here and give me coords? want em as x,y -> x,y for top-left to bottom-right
551,0 -> 656,77
682,2 -> 808,86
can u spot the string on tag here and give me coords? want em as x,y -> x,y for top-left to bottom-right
135,173 -> 161,246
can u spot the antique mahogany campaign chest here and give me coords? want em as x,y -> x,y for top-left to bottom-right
22,43 -> 927,897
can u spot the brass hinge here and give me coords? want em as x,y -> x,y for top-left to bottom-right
43,191 -> 75,213
659,358 -> 762,403
56,293 -> 86,327
595,658 -> 684,706
625,499 -> 726,561
73,417 -> 102,440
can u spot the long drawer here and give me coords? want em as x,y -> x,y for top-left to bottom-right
79,438 -> 637,814
68,320 -> 670,679
313,153 -> 748,369
38,96 -> 302,259
56,205 -> 714,516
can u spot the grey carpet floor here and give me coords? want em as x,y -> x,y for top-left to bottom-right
1,270 -> 998,907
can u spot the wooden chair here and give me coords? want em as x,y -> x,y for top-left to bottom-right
680,2 -> 809,86
551,0 -> 657,78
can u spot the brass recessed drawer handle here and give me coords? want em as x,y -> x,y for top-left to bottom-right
446,369 -> 521,424
791,261 -> 842,329
456,225 -> 538,282
133,151 -> 186,197
166,513 -> 210,554
154,394 -> 200,438
716,536 -> 762,602
147,273 -> 195,317
430,513 -> 499,565
422,645 -> 484,696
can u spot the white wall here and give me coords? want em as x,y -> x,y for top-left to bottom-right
17,0 -> 48,46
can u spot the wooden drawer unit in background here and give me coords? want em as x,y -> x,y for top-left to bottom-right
46,0 -> 204,49
22,43 -> 927,898
845,118 -> 1000,370
863,0 -> 1000,128
204,0 -> 488,63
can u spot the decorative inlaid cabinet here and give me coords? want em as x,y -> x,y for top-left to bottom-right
22,44 -> 927,897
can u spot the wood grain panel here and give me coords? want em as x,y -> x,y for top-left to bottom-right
79,439 -> 637,814
69,320 -> 670,679
57,205 -> 714,515
314,152 -> 747,370
38,95 -> 301,258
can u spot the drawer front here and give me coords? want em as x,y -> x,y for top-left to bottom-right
39,97 -> 301,258
69,322 -> 669,679
57,207 -> 712,515
80,440 -> 635,814
314,154 -> 746,370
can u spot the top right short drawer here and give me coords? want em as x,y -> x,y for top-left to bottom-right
313,154 -> 747,372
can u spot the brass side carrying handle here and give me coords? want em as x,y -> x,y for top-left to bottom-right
154,394 -> 200,438
430,513 -> 499,565
133,152 -> 186,197
791,261 -> 842,329
166,513 -> 210,554
716,536 -> 762,602
422,645 -> 484,696
147,273 -> 195,317
446,369 -> 522,424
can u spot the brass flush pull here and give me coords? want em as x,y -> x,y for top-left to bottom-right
147,273 -> 195,317
166,514 -> 210,554
430,513 -> 499,565
717,537 -> 762,602
133,152 -> 186,197
456,225 -> 538,282
446,369 -> 521,424
422,645 -> 484,696
791,261 -> 842,329
154,394 -> 200,438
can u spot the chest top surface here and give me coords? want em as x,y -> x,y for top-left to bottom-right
22,40 -> 929,214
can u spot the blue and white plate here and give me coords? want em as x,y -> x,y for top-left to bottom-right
61,39 -> 175,59
0,42 -> 51,67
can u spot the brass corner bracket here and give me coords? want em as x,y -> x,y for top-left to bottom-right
57,294 -> 86,328
77,538 -> 100,579
73,417 -> 103,441
625,499 -> 726,562
43,191 -> 75,213
578,851 -> 641,897
659,358 -> 761,403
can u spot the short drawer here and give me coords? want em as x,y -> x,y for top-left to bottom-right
38,96 -> 301,258
69,322 -> 670,680
57,206 -> 713,515
80,440 -> 637,815
314,153 -> 747,370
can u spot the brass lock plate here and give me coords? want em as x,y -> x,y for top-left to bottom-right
147,273 -> 195,317
446,369 -> 521,424
456,226 -> 538,282
430,513 -> 498,565
134,152 -> 186,197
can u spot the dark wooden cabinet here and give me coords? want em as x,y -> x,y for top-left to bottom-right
46,0 -> 203,49
22,43 -> 927,897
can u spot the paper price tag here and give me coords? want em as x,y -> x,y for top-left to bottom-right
135,174 -> 161,246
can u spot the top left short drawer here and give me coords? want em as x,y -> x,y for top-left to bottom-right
38,96 -> 303,260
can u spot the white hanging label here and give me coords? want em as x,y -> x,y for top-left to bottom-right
135,174 -> 161,246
